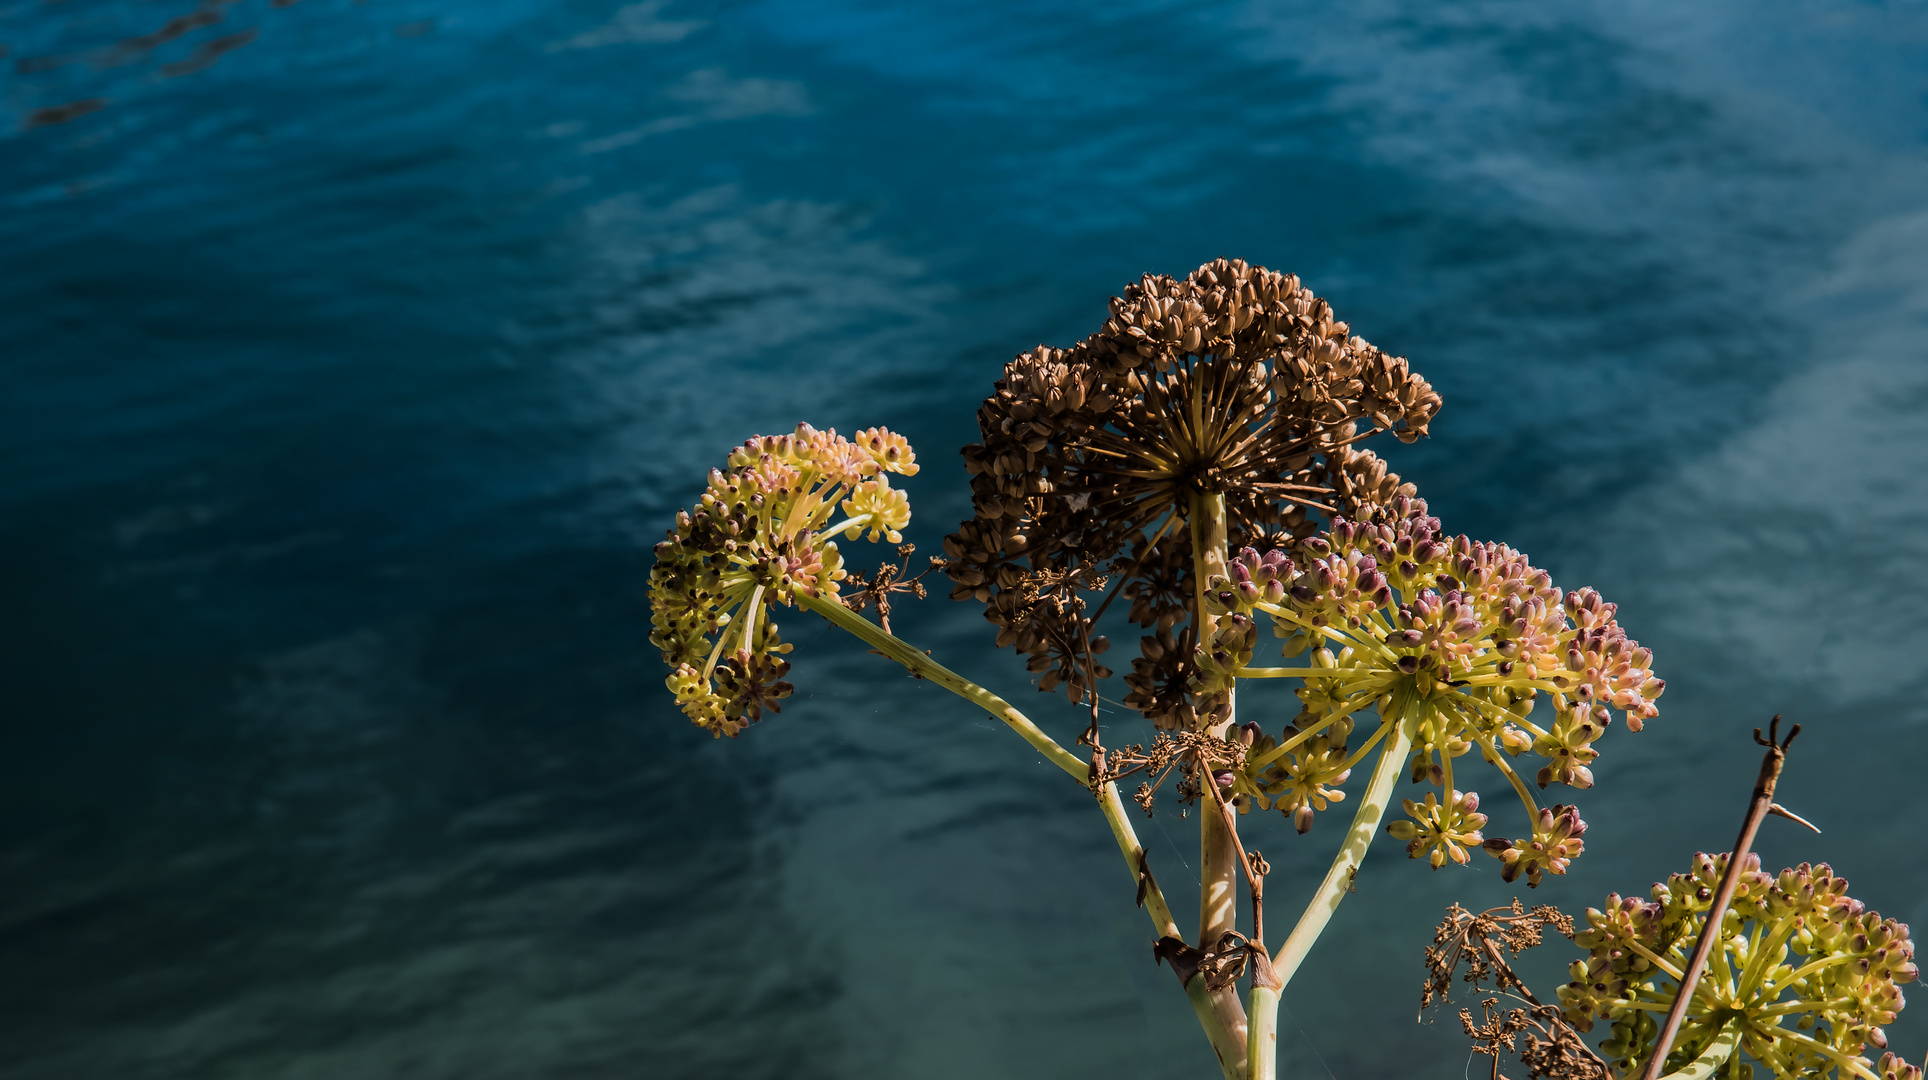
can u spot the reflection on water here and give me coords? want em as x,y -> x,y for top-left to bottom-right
3,1 -> 1927,1078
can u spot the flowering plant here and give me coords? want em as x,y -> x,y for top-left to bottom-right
644,260 -> 1907,1080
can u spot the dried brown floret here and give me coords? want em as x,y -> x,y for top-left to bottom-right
946,259 -> 1441,726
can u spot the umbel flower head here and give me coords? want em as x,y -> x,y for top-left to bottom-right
1558,854 -> 1918,1080
649,424 -> 919,736
1203,495 -> 1660,879
944,258 -> 1442,724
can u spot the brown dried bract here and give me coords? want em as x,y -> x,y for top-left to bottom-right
1422,901 -> 1607,1080
944,258 -> 1441,727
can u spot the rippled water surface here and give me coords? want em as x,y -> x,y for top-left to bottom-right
5,2 -> 1928,1077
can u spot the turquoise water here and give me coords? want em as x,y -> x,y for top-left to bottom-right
4,2 -> 1927,1077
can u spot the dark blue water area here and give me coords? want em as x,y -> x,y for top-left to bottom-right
4,1 -> 1928,1076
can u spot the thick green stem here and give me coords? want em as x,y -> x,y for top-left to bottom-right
1268,700 -> 1416,987
1656,1018 -> 1741,1080
1246,985 -> 1279,1080
1188,975 -> 1250,1080
1189,491 -> 1247,1065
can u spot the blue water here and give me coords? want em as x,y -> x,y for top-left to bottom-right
4,2 -> 1927,1077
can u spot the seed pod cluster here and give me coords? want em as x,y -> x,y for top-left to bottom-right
946,259 -> 1441,725
650,424 -> 920,736
1560,855 -> 1918,1080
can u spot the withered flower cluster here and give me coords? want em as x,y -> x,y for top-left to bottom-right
649,424 -> 920,736
1202,496 -> 1661,881
1421,901 -> 1612,1080
1559,854 -> 1918,1080
944,259 -> 1441,726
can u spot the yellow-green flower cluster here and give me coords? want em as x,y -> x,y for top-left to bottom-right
1204,496 -> 1661,882
1559,854 -> 1918,1080
1241,715 -> 1354,833
649,424 -> 919,736
1388,789 -> 1488,868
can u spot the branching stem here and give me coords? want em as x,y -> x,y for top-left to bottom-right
796,589 -> 1252,1069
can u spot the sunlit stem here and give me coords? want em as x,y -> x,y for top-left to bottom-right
1269,692 -> 1416,987
1232,667 -> 1328,679
741,584 -> 765,655
1333,716 -> 1395,774
1247,706 -> 1358,772
1091,780 -> 1182,941
702,583 -> 761,680
1479,738 -> 1541,819
1258,603 -> 1398,662
1769,1027 -> 1882,1080
1742,910 -> 1796,995
1247,981 -> 1280,1080
1753,997 -> 1833,1018
798,591 -> 1084,774
1189,490 -> 1247,1069
1456,673 -> 1575,690
778,467 -> 823,539
1709,922 -> 1738,1002
1773,953 -> 1854,989
1740,918 -> 1768,990
1656,1018 -> 1741,1080
818,515 -> 873,541
1622,938 -> 1688,983
1187,975 -> 1250,1080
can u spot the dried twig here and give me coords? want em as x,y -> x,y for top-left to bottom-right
1638,716 -> 1806,1080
